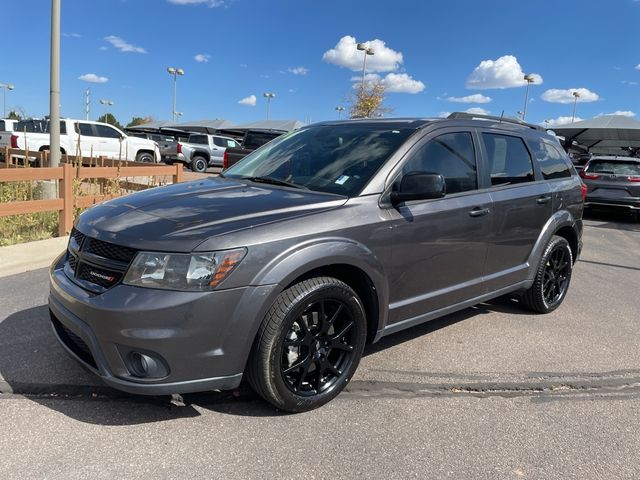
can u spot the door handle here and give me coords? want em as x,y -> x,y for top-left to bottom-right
536,195 -> 551,205
468,207 -> 490,217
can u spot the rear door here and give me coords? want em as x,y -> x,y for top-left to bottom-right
75,122 -> 101,158
386,129 -> 492,325
94,124 -> 123,159
479,131 -> 552,291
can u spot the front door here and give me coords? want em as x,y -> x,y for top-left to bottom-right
386,130 -> 492,327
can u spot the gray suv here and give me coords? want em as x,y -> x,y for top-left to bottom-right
49,113 -> 584,412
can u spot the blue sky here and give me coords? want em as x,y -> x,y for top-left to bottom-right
3,0 -> 640,127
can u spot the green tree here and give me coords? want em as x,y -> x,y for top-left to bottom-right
126,116 -> 154,128
7,111 -> 22,120
348,81 -> 393,119
97,113 -> 123,130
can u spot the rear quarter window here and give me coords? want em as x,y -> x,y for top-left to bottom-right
188,135 -> 208,145
482,133 -> 534,186
529,138 -> 572,179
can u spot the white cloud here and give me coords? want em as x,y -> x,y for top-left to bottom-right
597,110 -> 636,117
63,33 -> 82,38
99,46 -> 108,51
78,73 -> 108,84
636,64 -> 640,70
167,0 -> 224,6
447,93 -> 492,104
466,55 -> 543,89
352,73 -> 424,94
621,80 -> 638,85
438,112 -> 452,118
464,107 -> 490,115
541,88 -> 599,104
288,66 -> 309,75
322,35 -> 403,73
104,36 -> 147,54
544,116 -> 584,127
194,54 -> 211,63
238,94 -> 256,106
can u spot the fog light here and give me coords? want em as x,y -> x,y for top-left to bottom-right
129,351 -> 159,378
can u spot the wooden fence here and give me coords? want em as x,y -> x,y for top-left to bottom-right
0,152 -> 184,236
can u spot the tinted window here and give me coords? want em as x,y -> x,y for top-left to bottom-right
586,160 -> 640,176
96,124 -> 121,139
212,137 -> 225,147
402,132 -> 477,194
224,125 -> 415,196
14,120 -> 66,134
78,123 -> 95,136
243,132 -> 281,149
529,139 -> 571,179
189,134 -> 208,145
0,121 -> 5,131
483,133 -> 534,186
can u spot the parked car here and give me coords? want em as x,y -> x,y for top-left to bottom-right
222,129 -> 285,169
5,118 -> 159,164
49,113 -> 584,412
0,118 -> 19,160
130,132 -> 177,161
580,156 -> 640,219
0,118 -> 18,132
166,133 -> 240,172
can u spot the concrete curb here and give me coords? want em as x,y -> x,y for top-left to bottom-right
0,236 -> 69,278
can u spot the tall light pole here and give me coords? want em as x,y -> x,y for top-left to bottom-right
167,67 -> 184,122
99,99 -> 114,120
263,92 -> 275,120
571,91 -> 580,123
49,0 -> 61,167
84,88 -> 91,120
335,106 -> 345,119
356,42 -> 375,92
0,83 -> 15,118
522,74 -> 535,121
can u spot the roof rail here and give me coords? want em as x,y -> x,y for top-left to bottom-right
447,112 -> 545,131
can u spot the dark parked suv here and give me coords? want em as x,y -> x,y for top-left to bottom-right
49,113 -> 584,412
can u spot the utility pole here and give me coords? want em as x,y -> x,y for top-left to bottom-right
84,88 -> 91,120
49,0 -> 61,167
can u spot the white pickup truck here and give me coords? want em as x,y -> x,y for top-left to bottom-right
2,118 -> 159,163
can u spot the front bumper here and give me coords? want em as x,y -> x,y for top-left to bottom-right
48,255 -> 279,395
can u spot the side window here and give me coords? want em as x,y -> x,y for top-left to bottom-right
528,139 -> 572,179
213,137 -> 225,147
402,132 -> 477,194
482,133 -> 534,186
0,121 -> 5,130
227,139 -> 237,148
77,123 -> 96,137
95,124 -> 122,139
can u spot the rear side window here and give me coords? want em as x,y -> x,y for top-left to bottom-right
0,121 -> 5,130
482,133 -> 534,186
77,123 -> 95,137
15,120 -> 66,134
189,134 -> 208,145
529,139 -> 571,179
402,132 -> 477,194
586,160 -> 640,176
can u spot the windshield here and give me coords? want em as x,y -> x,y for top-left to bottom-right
587,160 -> 640,176
224,124 -> 415,196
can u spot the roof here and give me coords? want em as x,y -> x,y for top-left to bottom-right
171,119 -> 236,133
231,119 -> 306,131
126,120 -> 176,132
552,115 -> 640,154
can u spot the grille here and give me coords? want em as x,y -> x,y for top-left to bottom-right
50,314 -> 97,370
77,262 -> 122,289
84,237 -> 137,264
67,253 -> 77,272
71,228 -> 86,247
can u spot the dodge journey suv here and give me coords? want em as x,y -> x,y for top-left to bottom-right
49,113 -> 584,412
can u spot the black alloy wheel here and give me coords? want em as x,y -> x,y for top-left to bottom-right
191,156 -> 208,173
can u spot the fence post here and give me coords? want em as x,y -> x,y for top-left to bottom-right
174,163 -> 183,184
58,162 -> 74,236
3,147 -> 8,167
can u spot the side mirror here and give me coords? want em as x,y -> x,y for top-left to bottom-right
390,172 -> 446,205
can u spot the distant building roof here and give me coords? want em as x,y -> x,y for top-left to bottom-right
172,119 -> 236,133
232,119 -> 306,131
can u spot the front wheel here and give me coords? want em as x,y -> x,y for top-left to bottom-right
191,156 -> 208,173
247,277 -> 367,413
521,235 -> 573,313
135,151 -> 155,163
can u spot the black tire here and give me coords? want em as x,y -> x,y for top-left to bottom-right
247,276 -> 367,413
191,156 -> 208,173
136,151 -> 154,163
521,235 -> 573,313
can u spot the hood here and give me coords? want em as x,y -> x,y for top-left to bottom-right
76,177 -> 347,252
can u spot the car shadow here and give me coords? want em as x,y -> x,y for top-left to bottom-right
0,296 -> 527,423
583,209 -> 640,232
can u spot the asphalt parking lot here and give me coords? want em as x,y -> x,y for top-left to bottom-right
0,211 -> 639,479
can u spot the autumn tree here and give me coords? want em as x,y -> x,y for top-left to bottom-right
348,81 -> 393,119
127,116 -> 154,128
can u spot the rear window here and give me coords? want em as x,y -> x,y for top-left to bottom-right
243,132 -> 281,149
14,120 -> 67,135
482,133 -> 534,186
529,139 -> 572,179
586,160 -> 640,176
188,134 -> 208,145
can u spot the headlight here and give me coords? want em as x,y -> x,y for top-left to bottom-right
122,248 -> 246,291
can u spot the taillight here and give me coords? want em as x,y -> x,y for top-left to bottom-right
10,134 -> 18,148
628,176 -> 640,182
177,143 -> 182,154
580,182 -> 587,201
223,151 -> 228,169
579,170 -> 600,180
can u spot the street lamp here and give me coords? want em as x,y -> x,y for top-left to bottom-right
167,67 -> 185,122
99,99 -> 114,119
522,74 -> 535,121
0,83 -> 14,118
571,91 -> 580,123
356,42 -> 375,92
263,92 -> 275,120
335,106 -> 345,119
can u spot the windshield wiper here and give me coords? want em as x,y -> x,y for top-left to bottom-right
242,176 -> 309,190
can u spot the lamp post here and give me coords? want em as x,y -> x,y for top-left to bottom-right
49,0 -> 61,168
571,91 -> 580,123
356,42 -> 375,92
0,83 -> 14,118
522,74 -> 535,121
167,67 -> 184,122
263,92 -> 275,120
335,106 -> 345,119
99,99 -> 114,119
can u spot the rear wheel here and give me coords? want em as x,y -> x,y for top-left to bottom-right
191,156 -> 208,173
135,151 -> 154,163
247,277 -> 367,413
521,235 -> 573,313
